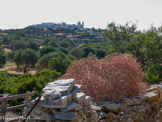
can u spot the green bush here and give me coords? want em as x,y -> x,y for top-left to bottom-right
0,47 -> 6,67
146,65 -> 162,84
48,55 -> 71,74
0,69 -> 61,105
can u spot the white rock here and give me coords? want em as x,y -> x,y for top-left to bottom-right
84,96 -> 91,106
75,93 -> 86,103
38,84 -> 82,108
43,90 -> 61,100
43,79 -> 76,96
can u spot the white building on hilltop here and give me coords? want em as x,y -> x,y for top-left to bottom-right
31,21 -> 85,31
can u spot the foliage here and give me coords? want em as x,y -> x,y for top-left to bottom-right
47,41 -> 58,48
95,49 -> 107,59
21,48 -> 38,73
49,55 -> 71,74
2,37 -> 10,45
69,48 -> 84,60
13,50 -> 23,68
36,52 -> 66,70
10,41 -> 27,50
62,54 -> 147,102
0,72 -> 9,85
145,65 -> 162,84
82,47 -> 96,57
105,22 -> 162,72
0,69 -> 61,105
58,47 -> 68,55
105,22 -> 137,53
0,47 -> 6,67
6,51 -> 15,61
39,45 -> 55,57
59,41 -> 70,48
26,41 -> 40,51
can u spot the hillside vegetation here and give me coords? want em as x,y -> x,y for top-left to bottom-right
0,22 -> 161,104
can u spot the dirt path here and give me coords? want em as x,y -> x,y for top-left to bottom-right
0,65 -> 36,75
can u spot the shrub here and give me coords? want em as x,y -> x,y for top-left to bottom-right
145,64 -> 162,84
0,47 -> 6,67
0,69 -> 61,105
62,53 -> 147,102
49,55 -> 71,74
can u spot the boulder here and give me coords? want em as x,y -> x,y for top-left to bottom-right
101,101 -> 119,112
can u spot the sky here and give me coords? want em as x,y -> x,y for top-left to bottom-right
0,0 -> 162,30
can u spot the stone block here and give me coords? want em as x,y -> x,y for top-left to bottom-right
122,98 -> 133,106
144,91 -> 158,103
118,103 -> 126,112
75,93 -> 86,103
38,95 -> 69,108
38,84 -> 82,108
159,90 -> 162,99
43,90 -> 61,100
137,105 -> 146,113
132,97 -> 142,105
91,104 -> 102,111
43,79 -> 76,96
106,112 -> 117,122
55,112 -> 77,120
83,96 -> 91,106
101,101 -> 119,112
72,110 -> 86,122
40,113 -> 54,121
147,86 -> 158,92
61,102 -> 81,112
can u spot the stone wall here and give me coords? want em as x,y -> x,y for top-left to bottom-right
23,79 -> 162,122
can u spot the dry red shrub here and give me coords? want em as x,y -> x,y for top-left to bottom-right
62,54 -> 147,102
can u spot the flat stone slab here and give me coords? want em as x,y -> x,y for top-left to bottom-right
43,90 -> 61,100
144,91 -> 158,103
55,112 -> 77,120
61,102 -> 81,112
147,86 -> 158,92
43,79 -> 76,96
38,84 -> 82,108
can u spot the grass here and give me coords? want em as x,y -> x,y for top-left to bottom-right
4,48 -> 11,55
0,64 -> 36,75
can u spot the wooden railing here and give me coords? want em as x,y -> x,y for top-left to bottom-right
0,91 -> 35,122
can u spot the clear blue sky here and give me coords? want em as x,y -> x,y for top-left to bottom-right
0,0 -> 161,30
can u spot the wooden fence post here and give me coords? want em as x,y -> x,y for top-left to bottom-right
0,91 -> 35,122
0,96 -> 7,122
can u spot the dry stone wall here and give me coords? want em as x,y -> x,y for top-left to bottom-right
23,79 -> 162,122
